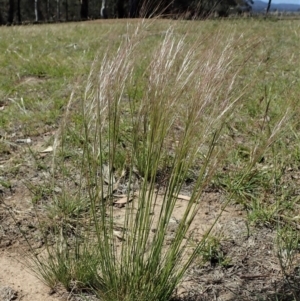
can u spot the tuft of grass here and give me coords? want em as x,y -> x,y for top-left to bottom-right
26,20 -> 293,301
196,234 -> 231,268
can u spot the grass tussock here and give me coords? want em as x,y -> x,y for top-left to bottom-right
0,19 -> 297,301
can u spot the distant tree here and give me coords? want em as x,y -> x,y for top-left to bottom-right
65,0 -> 68,20
34,0 -> 38,22
81,0 -> 89,19
266,0 -> 272,14
57,0 -> 61,20
17,0 -> 21,23
101,0 -> 108,18
129,0 -> 140,17
195,0 -> 253,18
46,0 -> 49,20
116,0 -> 125,18
7,0 -> 14,24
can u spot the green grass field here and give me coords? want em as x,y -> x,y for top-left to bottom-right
1,18 -> 300,301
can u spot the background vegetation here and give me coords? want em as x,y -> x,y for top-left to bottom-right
0,0 -> 253,24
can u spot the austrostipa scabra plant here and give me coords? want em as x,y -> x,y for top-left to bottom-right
27,22 -> 278,301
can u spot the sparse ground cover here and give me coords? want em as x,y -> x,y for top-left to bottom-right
0,18 -> 300,301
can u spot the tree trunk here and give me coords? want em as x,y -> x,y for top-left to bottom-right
34,0 -> 38,22
266,0 -> 272,14
100,0 -> 107,18
17,0 -> 21,23
65,0 -> 68,21
57,0 -> 61,20
46,0 -> 49,21
129,0 -> 139,18
7,0 -> 14,24
116,0 -> 125,18
81,0 -> 89,19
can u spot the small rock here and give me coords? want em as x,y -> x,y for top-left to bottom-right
167,216 -> 180,232
0,286 -> 18,301
0,240 -> 12,248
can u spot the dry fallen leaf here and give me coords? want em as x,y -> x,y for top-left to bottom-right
40,146 -> 53,153
175,194 -> 191,201
114,195 -> 134,208
113,230 -> 125,241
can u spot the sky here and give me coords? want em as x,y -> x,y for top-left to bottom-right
260,0 -> 300,4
